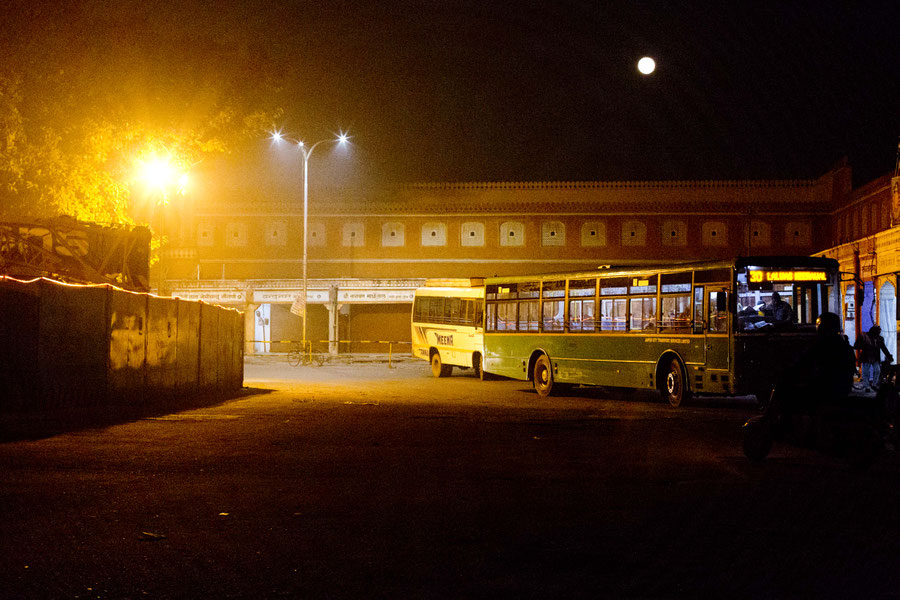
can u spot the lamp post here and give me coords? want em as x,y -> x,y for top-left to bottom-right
271,131 -> 349,347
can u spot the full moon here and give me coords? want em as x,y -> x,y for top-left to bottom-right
637,56 -> 656,75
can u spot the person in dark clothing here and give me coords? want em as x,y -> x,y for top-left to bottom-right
854,325 -> 893,391
784,312 -> 857,416
769,291 -> 793,325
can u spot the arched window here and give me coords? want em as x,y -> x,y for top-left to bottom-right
500,222 -> 525,247
381,222 -> 405,247
661,220 -> 687,246
621,221 -> 646,247
702,221 -> 727,247
541,221 -> 565,246
880,280 -> 897,360
461,222 -> 485,247
581,221 -> 607,247
342,222 -> 365,247
421,222 -> 447,246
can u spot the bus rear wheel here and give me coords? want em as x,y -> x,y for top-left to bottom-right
533,355 -> 554,397
431,352 -> 453,378
660,357 -> 690,407
473,353 -> 484,379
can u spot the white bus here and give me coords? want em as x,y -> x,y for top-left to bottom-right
411,278 -> 485,378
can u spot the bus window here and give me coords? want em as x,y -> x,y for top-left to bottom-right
447,297 -> 461,324
601,298 -> 627,331
519,282 -> 540,299
413,297 -> 424,322
542,280 -> 565,332
542,301 -> 564,331
661,271 -> 692,294
497,302 -> 516,330
519,300 -> 540,331
473,302 -> 484,327
708,291 -> 728,332
569,298 -> 596,331
485,302 -> 496,331
601,277 -> 630,296
693,286 -> 704,334
568,278 -> 596,332
661,294 -> 691,332
630,297 -> 657,331
630,274 -> 657,295
428,297 -> 444,322
569,279 -> 597,297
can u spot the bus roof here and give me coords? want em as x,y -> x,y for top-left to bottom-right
424,277 -> 485,287
483,256 -> 839,284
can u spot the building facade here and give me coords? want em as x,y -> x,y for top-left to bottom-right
161,166 -> 853,353
815,173 -> 899,358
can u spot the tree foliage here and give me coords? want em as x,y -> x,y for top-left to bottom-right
0,1 -> 282,225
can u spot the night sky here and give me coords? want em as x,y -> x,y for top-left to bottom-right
3,1 -> 899,189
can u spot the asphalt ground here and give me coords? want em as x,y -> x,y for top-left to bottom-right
2,356 -> 900,599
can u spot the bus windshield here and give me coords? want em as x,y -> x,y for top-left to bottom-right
736,264 -> 832,332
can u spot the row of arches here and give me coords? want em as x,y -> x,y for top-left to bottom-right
843,279 -> 897,360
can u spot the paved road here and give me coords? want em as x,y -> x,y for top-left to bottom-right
2,356 -> 900,599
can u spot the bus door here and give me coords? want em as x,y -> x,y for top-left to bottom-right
692,286 -> 707,365
706,287 -> 731,387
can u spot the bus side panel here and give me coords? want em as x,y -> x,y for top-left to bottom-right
555,334 -> 706,389
413,323 -> 481,369
483,334 -> 531,380
410,323 -> 430,361
485,333 -> 708,389
697,334 -> 731,394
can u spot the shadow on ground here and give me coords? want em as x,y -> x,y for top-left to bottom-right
0,386 -> 274,443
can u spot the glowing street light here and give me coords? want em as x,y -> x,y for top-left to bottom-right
135,151 -> 190,295
270,129 -> 350,347
138,153 -> 189,203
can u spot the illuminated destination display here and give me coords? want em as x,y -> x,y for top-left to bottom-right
748,270 -> 827,283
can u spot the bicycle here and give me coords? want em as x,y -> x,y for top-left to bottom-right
287,342 -> 327,367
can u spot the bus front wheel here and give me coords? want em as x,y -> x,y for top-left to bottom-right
533,355 -> 554,397
473,353 -> 484,380
431,352 -> 452,378
660,357 -> 690,407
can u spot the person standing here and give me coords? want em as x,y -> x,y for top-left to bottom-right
854,325 -> 893,391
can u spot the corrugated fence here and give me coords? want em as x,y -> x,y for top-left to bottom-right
0,276 -> 243,411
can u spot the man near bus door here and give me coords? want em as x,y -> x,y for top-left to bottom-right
769,292 -> 793,325
854,325 -> 893,391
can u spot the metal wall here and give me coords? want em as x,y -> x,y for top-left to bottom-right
0,277 -> 243,411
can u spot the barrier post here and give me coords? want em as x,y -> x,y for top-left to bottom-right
388,342 -> 393,369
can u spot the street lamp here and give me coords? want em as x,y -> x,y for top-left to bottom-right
136,151 -> 189,294
271,130 -> 349,347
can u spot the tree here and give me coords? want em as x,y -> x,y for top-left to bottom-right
0,2 -> 282,226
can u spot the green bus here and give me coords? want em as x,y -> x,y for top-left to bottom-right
482,256 -> 841,406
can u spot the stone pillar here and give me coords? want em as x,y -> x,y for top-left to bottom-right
327,286 -> 340,355
244,303 -> 259,355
